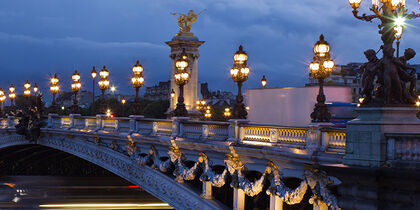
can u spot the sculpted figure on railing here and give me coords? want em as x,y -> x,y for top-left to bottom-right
265,161 -> 308,205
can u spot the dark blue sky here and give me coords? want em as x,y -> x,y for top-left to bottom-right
0,0 -> 419,99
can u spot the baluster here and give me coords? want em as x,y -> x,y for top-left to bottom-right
202,124 -> 209,140
152,122 -> 158,135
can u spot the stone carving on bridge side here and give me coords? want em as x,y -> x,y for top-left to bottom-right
200,153 -> 229,188
304,166 -> 339,210
32,129 -> 342,209
38,136 -> 219,210
265,161 -> 308,205
150,145 -> 174,173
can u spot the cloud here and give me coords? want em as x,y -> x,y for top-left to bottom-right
0,32 -> 166,50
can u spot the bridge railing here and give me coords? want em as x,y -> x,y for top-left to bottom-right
386,133 -> 420,164
1,114 -> 347,155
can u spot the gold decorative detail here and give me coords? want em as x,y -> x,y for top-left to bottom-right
171,10 -> 205,35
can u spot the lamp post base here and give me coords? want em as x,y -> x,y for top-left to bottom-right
173,103 -> 188,117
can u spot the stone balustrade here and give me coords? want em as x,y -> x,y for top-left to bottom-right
386,133 -> 420,166
39,114 -> 348,156
0,114 -> 350,155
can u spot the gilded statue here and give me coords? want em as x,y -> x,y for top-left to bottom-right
171,10 -> 205,34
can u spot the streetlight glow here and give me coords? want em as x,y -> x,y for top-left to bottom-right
395,17 -> 405,27
261,75 -> 267,88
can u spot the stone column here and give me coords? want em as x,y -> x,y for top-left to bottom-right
270,195 -> 283,210
233,188 -> 245,210
166,34 -> 204,115
201,181 -> 212,199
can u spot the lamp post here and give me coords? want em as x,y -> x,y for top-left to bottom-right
394,25 -> 403,57
131,60 -> 145,115
173,48 -> 190,117
0,89 -> 5,117
50,74 -> 59,114
71,70 -> 81,113
24,81 -> 31,99
261,75 -> 267,88
230,45 -> 250,119
309,34 -> 335,123
98,66 -> 110,113
91,66 -> 97,115
8,84 -> 16,110
121,97 -> 126,116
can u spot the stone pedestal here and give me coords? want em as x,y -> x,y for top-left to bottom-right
344,107 -> 420,167
166,34 -> 204,113
306,122 -> 334,152
129,115 -> 144,133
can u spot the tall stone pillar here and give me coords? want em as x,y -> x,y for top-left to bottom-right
166,34 -> 204,114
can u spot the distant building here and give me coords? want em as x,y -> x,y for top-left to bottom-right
56,90 -> 93,108
200,83 -> 235,107
144,80 -> 170,101
306,63 -> 363,102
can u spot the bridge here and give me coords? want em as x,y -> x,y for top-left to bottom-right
1,110 -> 420,210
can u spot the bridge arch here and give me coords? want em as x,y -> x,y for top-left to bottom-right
0,133 -> 226,210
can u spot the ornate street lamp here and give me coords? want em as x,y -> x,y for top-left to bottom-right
50,74 -> 59,113
131,60 -> 145,115
230,45 -> 250,119
224,107 -> 231,119
71,70 -> 82,113
170,89 -> 175,98
309,34 -> 335,123
33,83 -> 39,96
196,100 -> 206,111
91,66 -> 97,114
8,84 -> 16,109
394,24 -> 403,57
204,106 -> 212,120
24,81 -> 31,98
347,0 -> 419,105
0,89 -> 5,116
98,66 -> 110,113
261,75 -> 267,88
173,48 -> 190,117
121,97 -> 126,116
